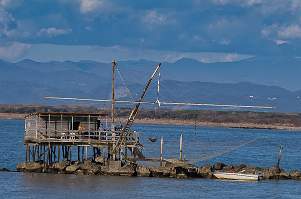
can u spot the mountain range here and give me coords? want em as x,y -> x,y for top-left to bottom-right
0,57 -> 301,112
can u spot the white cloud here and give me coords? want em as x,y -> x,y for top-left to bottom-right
79,0 -> 105,13
0,7 -> 16,38
274,39 -> 288,45
278,25 -> 301,39
18,43 -> 253,64
142,10 -> 169,26
262,24 -> 301,41
37,27 -> 72,37
212,0 -> 262,7
0,42 -> 30,61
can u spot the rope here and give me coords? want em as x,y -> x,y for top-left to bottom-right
188,138 -> 259,164
116,66 -> 134,101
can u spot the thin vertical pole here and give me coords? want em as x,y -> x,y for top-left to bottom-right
35,116 -> 38,139
71,116 -> 74,133
179,134 -> 183,161
85,146 -> 88,160
58,144 -> 60,162
25,144 -> 29,162
48,114 -> 51,136
111,60 -> 116,127
78,146 -> 80,161
111,60 -> 116,160
88,115 -> 91,139
60,114 -> 63,138
160,136 -> 163,166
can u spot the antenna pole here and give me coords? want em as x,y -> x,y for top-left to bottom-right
111,60 -> 116,160
111,60 -> 116,128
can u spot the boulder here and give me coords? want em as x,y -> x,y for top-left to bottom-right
290,170 -> 301,180
278,172 -> 290,180
150,167 -> 171,177
53,161 -> 69,171
65,164 -> 79,173
95,156 -> 105,164
75,169 -> 85,175
136,165 -> 151,177
0,167 -> 10,172
213,162 -> 226,170
16,162 -> 43,172
197,165 -> 213,178
80,161 -> 101,175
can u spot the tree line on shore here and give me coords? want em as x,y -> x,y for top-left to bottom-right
1,104 -> 301,127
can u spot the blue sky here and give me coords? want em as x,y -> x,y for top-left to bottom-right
1,0 -> 301,62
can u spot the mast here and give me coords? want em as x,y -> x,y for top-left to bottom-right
111,60 -> 117,160
112,63 -> 161,154
111,60 -> 116,129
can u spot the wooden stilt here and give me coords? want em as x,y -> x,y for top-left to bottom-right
25,144 -> 29,162
77,146 -> 80,161
58,144 -> 60,162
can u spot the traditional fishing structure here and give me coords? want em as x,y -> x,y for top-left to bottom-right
22,61 -> 161,170
20,60 -> 275,177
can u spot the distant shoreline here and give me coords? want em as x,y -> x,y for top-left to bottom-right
1,112 -> 301,131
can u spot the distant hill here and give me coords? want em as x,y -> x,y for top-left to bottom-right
0,58 -> 301,112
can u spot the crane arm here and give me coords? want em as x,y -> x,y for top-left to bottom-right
113,63 -> 161,153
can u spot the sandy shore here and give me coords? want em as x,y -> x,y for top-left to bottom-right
1,112 -> 301,131
0,113 -> 26,120
134,118 -> 301,131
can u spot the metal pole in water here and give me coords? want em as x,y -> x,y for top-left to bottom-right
179,134 -> 183,161
160,136 -> 163,166
277,145 -> 284,169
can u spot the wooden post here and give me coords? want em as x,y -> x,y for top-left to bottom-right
69,146 -> 72,161
179,134 -> 183,161
78,146 -> 80,161
160,136 -> 163,166
32,145 -> 36,162
43,144 -> 46,163
58,144 -> 60,162
85,146 -> 88,160
81,146 -> 84,162
88,115 -> 91,139
25,144 -> 29,162
48,114 -> 51,136
35,116 -> 38,139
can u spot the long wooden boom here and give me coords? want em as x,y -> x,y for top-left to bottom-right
112,63 -> 161,154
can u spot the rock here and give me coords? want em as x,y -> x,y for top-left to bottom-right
279,172 -> 290,180
53,161 -> 69,172
150,167 -> 171,177
269,166 -> 281,174
290,170 -> 301,180
65,164 -> 79,173
261,167 -> 283,180
136,165 -> 151,177
75,169 -> 85,175
213,162 -> 226,170
176,173 -> 188,179
223,165 -> 235,172
95,156 -> 105,164
233,164 -> 247,172
0,167 -> 10,172
16,162 -> 43,172
101,162 -> 136,176
79,161 -> 101,175
197,164 -> 213,178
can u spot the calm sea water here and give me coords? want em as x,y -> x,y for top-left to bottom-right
0,119 -> 301,199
